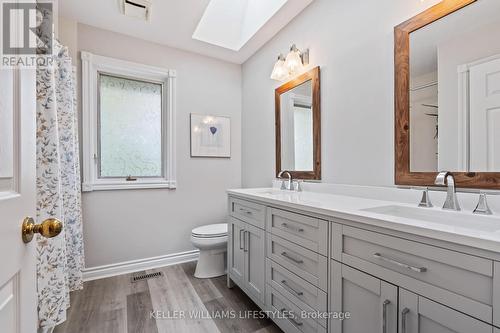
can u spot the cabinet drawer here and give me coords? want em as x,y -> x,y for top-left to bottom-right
266,259 -> 327,327
267,234 -> 328,291
267,208 -> 328,255
229,197 -> 266,229
266,285 -> 327,333
337,225 -> 494,323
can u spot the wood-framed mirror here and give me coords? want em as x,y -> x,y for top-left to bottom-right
395,0 -> 500,189
275,66 -> 321,180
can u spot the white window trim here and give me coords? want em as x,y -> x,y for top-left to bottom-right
81,51 -> 177,191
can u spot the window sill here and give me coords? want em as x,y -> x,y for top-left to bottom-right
82,180 -> 177,192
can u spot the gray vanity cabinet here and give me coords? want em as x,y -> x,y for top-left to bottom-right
228,194 -> 500,333
398,289 -> 493,333
228,215 -> 266,307
244,222 -> 266,304
330,261 -> 397,333
229,217 -> 246,286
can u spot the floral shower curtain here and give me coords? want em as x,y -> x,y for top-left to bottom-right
36,40 -> 84,329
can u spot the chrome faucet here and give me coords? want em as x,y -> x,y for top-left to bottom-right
277,171 -> 293,191
434,171 -> 461,211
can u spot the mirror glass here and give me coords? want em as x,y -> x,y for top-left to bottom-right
280,80 -> 313,171
409,0 -> 500,172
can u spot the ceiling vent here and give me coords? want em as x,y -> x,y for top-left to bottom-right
121,0 -> 151,21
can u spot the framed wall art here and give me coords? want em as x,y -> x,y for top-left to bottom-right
190,114 -> 231,158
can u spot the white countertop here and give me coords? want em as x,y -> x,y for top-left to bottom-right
228,188 -> 500,254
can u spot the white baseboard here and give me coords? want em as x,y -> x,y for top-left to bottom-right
82,250 -> 199,282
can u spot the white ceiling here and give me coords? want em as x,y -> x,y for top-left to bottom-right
59,0 -> 314,64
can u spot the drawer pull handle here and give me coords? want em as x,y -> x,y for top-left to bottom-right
401,308 -> 410,333
281,280 -> 304,296
239,229 -> 245,250
281,252 -> 304,264
281,223 -> 304,233
290,317 -> 304,327
244,231 -> 249,252
239,208 -> 252,215
280,308 -> 303,327
373,253 -> 427,273
382,300 -> 390,333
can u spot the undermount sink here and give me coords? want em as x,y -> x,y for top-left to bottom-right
254,189 -> 295,195
362,205 -> 500,232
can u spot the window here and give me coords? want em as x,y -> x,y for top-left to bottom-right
82,52 -> 176,191
98,74 -> 163,178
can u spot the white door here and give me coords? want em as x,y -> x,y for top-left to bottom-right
0,65 -> 37,332
469,57 -> 500,171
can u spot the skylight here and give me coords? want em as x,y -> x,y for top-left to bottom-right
192,0 -> 288,51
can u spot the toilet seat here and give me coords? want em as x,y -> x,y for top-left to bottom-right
191,223 -> 227,238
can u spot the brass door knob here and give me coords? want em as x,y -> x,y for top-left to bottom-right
22,217 -> 63,243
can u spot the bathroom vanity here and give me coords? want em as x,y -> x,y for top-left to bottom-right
227,188 -> 500,333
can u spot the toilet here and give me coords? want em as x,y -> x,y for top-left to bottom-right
191,223 -> 228,278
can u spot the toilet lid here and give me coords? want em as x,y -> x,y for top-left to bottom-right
192,223 -> 228,238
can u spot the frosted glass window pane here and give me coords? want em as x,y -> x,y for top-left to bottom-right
99,74 -> 163,177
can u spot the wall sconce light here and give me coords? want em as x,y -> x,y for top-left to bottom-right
270,54 -> 287,81
270,44 -> 310,81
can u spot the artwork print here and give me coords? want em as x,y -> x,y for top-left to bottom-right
190,114 -> 231,157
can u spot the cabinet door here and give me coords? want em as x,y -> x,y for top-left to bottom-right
330,261 -> 397,333
228,217 -> 246,287
245,223 -> 266,305
399,289 -> 493,333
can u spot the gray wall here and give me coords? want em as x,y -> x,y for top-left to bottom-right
241,0 -> 442,187
73,24 -> 242,268
65,0 -> 445,268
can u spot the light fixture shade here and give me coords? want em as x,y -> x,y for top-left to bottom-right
285,48 -> 303,73
270,55 -> 288,81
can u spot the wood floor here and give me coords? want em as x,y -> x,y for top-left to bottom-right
54,261 -> 282,333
